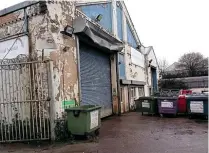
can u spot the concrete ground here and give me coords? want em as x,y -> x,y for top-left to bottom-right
1,112 -> 208,153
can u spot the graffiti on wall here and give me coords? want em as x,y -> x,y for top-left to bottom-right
0,35 -> 29,69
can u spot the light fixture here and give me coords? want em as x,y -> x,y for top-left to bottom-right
148,59 -> 153,67
136,45 -> 141,50
149,59 -> 153,63
95,14 -> 103,22
60,25 -> 74,37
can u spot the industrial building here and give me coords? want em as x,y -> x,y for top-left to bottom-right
0,0 -> 159,142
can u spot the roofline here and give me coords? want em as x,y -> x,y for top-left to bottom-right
0,1 -> 40,17
75,0 -> 111,6
165,62 -> 179,70
144,46 -> 153,55
145,46 -> 160,70
74,1 -> 142,46
151,47 -> 160,70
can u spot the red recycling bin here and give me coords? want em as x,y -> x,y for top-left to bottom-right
177,95 -> 187,114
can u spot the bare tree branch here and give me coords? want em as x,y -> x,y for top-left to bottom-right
177,52 -> 208,76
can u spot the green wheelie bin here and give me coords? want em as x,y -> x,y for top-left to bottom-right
65,105 -> 102,137
135,97 -> 158,115
186,95 -> 208,119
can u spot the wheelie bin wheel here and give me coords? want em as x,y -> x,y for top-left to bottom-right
95,129 -> 100,136
189,115 -> 193,119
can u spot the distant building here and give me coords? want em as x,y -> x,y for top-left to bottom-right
163,62 -> 208,93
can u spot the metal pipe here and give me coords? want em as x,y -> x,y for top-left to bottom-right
0,33 -> 28,43
48,61 -> 56,141
76,36 -> 82,105
24,8 -> 28,33
116,52 -> 121,115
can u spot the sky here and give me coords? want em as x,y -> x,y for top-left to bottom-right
0,0 -> 209,65
125,0 -> 209,64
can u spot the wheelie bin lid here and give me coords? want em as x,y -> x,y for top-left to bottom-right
186,95 -> 208,100
136,96 -> 157,100
157,97 -> 178,100
65,105 -> 102,112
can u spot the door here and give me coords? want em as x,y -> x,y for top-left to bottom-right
129,87 -> 136,110
120,87 -> 125,113
79,42 -> 112,118
151,67 -> 157,92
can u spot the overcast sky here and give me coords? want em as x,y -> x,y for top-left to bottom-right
1,0 -> 209,65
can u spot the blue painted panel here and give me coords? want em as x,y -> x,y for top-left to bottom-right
119,53 -> 125,79
79,3 -> 112,32
116,4 -> 123,40
127,22 -> 137,48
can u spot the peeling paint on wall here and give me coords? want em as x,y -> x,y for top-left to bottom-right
0,1 -> 78,119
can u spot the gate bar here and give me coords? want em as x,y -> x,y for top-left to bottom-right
48,61 -> 55,141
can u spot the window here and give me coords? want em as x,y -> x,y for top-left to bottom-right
119,53 -> 125,79
131,87 -> 136,98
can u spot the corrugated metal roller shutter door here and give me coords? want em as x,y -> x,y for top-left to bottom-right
79,43 -> 112,118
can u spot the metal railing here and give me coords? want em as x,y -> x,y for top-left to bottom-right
0,60 -> 51,142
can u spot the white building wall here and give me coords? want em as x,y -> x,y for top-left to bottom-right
125,44 -> 146,82
145,47 -> 159,96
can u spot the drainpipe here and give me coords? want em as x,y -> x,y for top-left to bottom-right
116,52 -> 121,116
76,36 -> 81,106
111,0 -> 121,115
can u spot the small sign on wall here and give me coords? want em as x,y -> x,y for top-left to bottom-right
131,47 -> 145,68
62,100 -> 76,109
0,35 -> 29,59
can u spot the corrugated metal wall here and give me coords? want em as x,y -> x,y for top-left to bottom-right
79,3 -> 112,33
116,3 -> 123,40
126,22 -> 137,48
79,42 -> 112,118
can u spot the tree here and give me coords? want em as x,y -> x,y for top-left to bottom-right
177,52 -> 208,77
158,58 -> 169,77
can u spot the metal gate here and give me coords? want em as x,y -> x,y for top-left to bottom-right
0,60 -> 52,142
79,43 -> 112,118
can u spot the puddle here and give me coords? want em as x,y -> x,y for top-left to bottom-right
195,119 -> 208,124
175,130 -> 195,135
